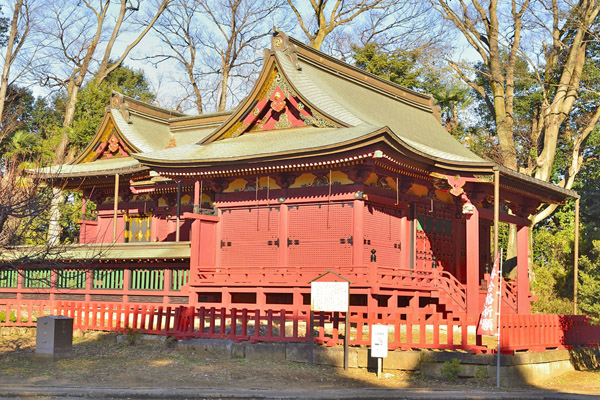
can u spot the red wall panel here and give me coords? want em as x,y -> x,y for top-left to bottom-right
363,205 -> 403,267
220,206 -> 280,266
288,202 -> 353,266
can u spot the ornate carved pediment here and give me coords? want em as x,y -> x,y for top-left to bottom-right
78,116 -> 134,164
93,131 -> 130,160
220,69 -> 337,140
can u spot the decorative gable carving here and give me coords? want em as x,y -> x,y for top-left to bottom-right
79,118 -> 133,163
219,69 -> 337,140
94,130 -> 130,160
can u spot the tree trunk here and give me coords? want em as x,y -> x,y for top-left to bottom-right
0,0 -> 24,136
217,67 -> 229,112
310,29 -> 327,50
48,82 -> 80,245
47,188 -> 63,246
189,70 -> 203,114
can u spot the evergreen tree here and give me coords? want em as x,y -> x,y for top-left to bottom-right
69,65 -> 156,152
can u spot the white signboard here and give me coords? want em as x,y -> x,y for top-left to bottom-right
371,324 -> 388,358
311,281 -> 349,312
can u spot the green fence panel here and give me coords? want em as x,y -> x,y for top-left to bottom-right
92,269 -> 124,290
0,270 -> 18,288
23,269 -> 51,289
130,269 -> 164,291
56,269 -> 86,289
170,269 -> 189,291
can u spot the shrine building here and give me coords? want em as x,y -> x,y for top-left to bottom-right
8,31 -> 577,324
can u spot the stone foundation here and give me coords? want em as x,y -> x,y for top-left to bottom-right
176,338 -> 584,385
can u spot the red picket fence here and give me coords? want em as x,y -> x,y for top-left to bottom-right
172,307 -> 310,342
171,307 -> 486,351
312,311 -> 485,352
2,300 -> 599,353
0,301 -> 49,327
0,300 -> 179,335
499,314 -> 600,353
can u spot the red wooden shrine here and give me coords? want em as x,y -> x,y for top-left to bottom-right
4,32 -> 578,348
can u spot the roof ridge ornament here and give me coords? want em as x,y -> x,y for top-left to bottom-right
271,28 -> 301,70
110,91 -> 131,124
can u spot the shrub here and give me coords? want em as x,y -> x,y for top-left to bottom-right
122,326 -> 141,345
440,358 -> 461,382
475,366 -> 488,382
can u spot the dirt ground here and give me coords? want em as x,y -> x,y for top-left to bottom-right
0,329 -> 598,396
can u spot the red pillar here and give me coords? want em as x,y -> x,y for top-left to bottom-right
353,199 -> 364,266
279,204 -> 288,266
194,180 -> 200,213
400,212 -> 409,267
465,206 -> 480,316
517,225 -> 531,314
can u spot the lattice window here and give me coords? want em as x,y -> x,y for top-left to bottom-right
0,270 -> 17,288
415,204 -> 456,271
170,269 -> 189,291
23,269 -> 51,289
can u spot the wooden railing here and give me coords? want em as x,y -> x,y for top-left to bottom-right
2,301 -> 599,353
436,270 -> 467,312
195,264 -> 468,312
499,314 -> 600,352
194,265 -> 371,287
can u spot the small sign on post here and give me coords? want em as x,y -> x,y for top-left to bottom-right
371,324 -> 388,378
309,270 -> 352,371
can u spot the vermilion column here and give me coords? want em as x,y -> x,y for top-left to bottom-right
465,205 -> 480,316
517,225 -> 531,314
279,204 -> 288,266
353,199 -> 364,266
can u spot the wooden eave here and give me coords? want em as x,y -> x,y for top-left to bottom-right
140,125 -> 492,171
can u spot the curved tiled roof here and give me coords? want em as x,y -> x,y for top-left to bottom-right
135,35 -> 484,166
35,157 -> 145,178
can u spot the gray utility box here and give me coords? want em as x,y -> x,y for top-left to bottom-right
36,316 -> 73,359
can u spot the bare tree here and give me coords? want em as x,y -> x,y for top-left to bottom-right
38,0 -> 171,165
0,158 -> 106,288
37,0 -> 170,245
149,0 -> 206,113
285,0 -> 430,50
432,0 -> 600,225
150,0 -> 284,113
0,0 -> 36,144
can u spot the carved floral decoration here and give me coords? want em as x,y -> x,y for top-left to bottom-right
223,71 -> 336,139
94,132 -> 130,160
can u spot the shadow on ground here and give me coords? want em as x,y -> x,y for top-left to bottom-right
0,328 -> 598,398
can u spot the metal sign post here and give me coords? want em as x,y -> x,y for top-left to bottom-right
309,271 -> 352,371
